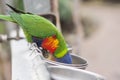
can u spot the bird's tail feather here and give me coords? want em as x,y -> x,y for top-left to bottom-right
6,4 -> 32,14
6,4 -> 25,14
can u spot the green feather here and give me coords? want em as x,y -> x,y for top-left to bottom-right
0,15 -> 14,22
0,12 -> 68,58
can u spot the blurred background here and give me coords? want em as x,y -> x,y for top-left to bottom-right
0,0 -> 120,80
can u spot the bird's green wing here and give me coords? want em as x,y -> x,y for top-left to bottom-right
10,12 -> 57,42
21,13 -> 58,38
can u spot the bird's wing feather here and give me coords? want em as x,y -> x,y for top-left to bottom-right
10,12 -> 57,42
20,14 -> 57,38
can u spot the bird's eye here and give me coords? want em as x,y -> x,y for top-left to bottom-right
42,49 -> 49,58
43,52 -> 49,58
41,49 -> 55,61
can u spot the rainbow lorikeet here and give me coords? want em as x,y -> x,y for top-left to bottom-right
0,4 -> 72,64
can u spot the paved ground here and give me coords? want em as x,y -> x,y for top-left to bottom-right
80,4 -> 120,80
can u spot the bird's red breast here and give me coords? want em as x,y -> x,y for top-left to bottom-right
41,35 -> 59,54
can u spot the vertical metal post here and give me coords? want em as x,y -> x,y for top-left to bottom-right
0,0 -> 12,80
50,0 -> 61,31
